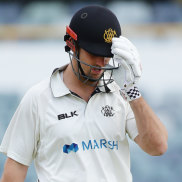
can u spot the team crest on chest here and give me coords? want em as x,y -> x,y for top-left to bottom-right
101,105 -> 115,117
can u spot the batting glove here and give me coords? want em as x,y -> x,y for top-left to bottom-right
111,36 -> 142,101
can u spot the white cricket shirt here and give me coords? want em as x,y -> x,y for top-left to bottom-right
0,64 -> 138,182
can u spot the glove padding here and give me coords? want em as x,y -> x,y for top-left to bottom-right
111,36 -> 142,89
111,36 -> 142,101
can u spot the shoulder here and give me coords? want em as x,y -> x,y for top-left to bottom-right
26,78 -> 50,96
20,78 -> 51,107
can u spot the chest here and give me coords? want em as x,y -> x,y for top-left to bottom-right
39,93 -> 127,144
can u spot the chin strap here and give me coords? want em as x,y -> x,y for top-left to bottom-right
75,44 -> 88,78
78,61 -> 86,76
76,51 -> 102,83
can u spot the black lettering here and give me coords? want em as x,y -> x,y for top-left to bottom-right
58,111 -> 78,120
71,111 -> 78,117
58,114 -> 65,120
65,113 -> 71,118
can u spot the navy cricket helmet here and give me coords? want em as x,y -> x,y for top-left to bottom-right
67,5 -> 121,57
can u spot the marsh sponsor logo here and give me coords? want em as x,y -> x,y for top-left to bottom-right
82,139 -> 118,151
63,139 -> 118,154
63,143 -> 79,154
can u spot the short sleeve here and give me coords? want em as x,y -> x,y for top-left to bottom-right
0,89 -> 40,166
126,103 -> 138,140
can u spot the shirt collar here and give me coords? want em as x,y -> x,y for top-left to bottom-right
50,64 -> 117,98
50,64 -> 70,97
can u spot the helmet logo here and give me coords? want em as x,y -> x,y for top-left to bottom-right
103,28 -> 117,43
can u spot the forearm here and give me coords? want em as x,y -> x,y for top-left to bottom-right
130,97 -> 168,156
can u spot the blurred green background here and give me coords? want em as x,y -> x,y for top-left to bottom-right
0,0 -> 182,182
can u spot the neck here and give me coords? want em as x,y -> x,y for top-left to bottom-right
63,64 -> 96,102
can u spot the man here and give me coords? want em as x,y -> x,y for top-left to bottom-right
0,5 -> 167,182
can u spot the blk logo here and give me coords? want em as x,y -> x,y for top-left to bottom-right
101,105 -> 115,117
63,143 -> 79,154
58,111 -> 78,120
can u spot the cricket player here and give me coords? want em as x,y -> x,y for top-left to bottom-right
0,5 -> 168,182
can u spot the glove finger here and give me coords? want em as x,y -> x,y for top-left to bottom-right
112,36 -> 140,60
113,48 -> 141,70
130,64 -> 142,77
112,37 -> 125,43
112,48 -> 133,61
116,57 -> 141,84
119,59 -> 134,83
113,56 -> 123,64
134,76 -> 140,84
112,36 -> 142,73
116,55 -> 142,78
119,36 -> 140,57
119,36 -> 137,50
112,48 -> 140,68
112,37 -> 132,50
111,42 -> 131,52
114,36 -> 139,55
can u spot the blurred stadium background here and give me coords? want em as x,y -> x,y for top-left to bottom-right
0,0 -> 182,181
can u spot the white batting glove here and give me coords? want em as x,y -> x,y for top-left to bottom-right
111,36 -> 142,101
